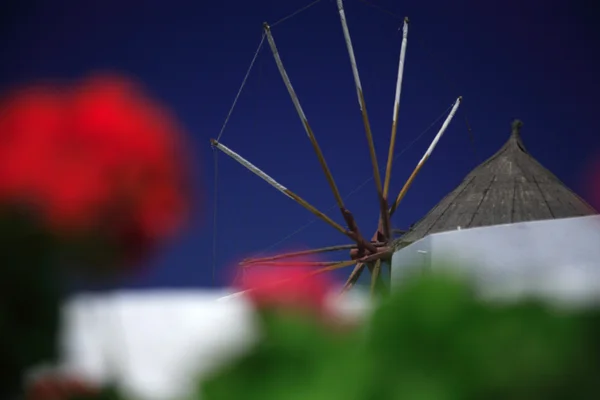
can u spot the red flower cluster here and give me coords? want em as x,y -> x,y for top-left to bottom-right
0,75 -> 190,262
239,266 -> 334,317
26,375 -> 99,400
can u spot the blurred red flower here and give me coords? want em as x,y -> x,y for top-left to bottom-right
0,74 -> 190,263
26,375 -> 99,400
239,266 -> 334,317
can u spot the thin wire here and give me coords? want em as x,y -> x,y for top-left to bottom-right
212,151 -> 219,284
414,40 -> 479,161
212,34 -> 265,282
356,0 -> 400,19
463,113 -> 478,161
356,0 -> 479,161
216,34 -> 266,142
215,0 -> 323,142
270,0 -> 324,28
252,103 -> 454,257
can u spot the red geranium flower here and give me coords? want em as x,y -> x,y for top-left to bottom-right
239,266 -> 334,317
0,74 -> 191,265
0,87 -> 66,205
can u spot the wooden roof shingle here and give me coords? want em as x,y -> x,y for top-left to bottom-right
394,120 -> 597,247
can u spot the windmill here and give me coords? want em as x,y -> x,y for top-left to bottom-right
210,0 -> 462,296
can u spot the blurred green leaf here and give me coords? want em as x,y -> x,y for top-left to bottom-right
198,270 -> 600,399
201,310 -> 367,400
0,208 -> 64,398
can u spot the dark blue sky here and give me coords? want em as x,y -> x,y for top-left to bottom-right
2,0 -> 598,289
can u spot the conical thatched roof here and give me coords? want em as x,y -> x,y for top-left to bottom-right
394,120 -> 597,247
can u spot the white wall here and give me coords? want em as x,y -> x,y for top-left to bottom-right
391,215 -> 600,305
34,287 -> 371,400
53,290 -> 259,400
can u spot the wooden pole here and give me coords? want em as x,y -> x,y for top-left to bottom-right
212,139 -> 379,254
241,242 -> 386,265
309,249 -> 389,276
370,259 -> 382,297
211,138 -> 347,234
234,259 -> 358,298
341,245 -> 394,295
235,254 -> 390,299
263,23 -> 346,210
340,262 -> 365,293
307,259 -> 357,275
389,97 -> 462,217
336,0 -> 390,239
245,261 -> 351,268
383,17 -> 409,201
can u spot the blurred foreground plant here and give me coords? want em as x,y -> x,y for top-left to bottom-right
0,75 -> 190,398
199,271 -> 600,400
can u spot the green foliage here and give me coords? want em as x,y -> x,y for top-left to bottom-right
0,204 -> 145,398
199,272 -> 600,400
201,310 -> 368,400
0,209 -> 63,398
367,273 -> 600,399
